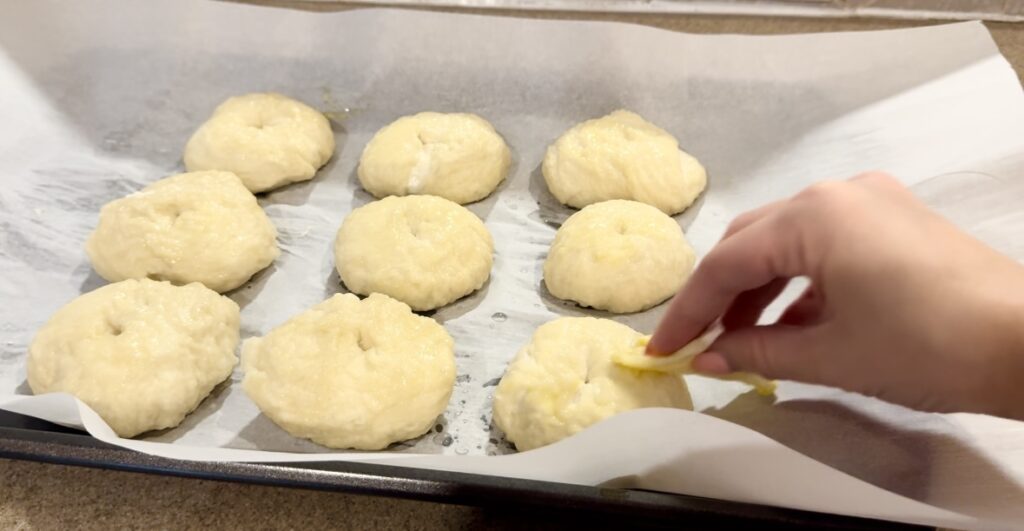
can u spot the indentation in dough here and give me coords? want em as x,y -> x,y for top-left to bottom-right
155,204 -> 182,224
356,330 -> 374,351
405,216 -> 426,239
108,321 -> 123,336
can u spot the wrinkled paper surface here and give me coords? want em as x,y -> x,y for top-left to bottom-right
1,2 -> 1023,528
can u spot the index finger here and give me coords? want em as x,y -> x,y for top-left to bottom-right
647,211 -> 806,355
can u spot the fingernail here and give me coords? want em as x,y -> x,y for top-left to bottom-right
691,352 -> 732,375
644,341 -> 666,356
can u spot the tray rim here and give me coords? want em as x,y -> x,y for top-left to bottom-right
0,410 -> 924,529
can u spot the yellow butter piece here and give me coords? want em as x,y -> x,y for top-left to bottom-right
613,329 -> 777,396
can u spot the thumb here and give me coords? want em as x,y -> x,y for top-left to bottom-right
700,325 -> 827,383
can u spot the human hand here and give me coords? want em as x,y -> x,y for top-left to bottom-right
648,172 -> 1024,419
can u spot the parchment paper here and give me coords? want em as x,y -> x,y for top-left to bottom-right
1,1 -> 1023,528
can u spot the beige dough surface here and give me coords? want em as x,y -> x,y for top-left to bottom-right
27,279 -> 240,438
334,195 -> 493,311
86,170 -> 279,293
492,317 -> 692,451
184,92 -> 335,193
241,293 -> 456,450
358,112 -> 511,204
544,200 -> 695,313
542,110 -> 707,214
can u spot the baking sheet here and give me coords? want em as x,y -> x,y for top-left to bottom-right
1,1 -> 1023,528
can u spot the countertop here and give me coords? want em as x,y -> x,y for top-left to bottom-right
2,5 -> 1021,530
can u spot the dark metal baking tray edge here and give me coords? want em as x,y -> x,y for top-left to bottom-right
0,410 -> 926,529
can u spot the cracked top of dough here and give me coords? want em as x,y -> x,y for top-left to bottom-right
542,110 -> 706,215
334,195 -> 493,311
358,112 -> 511,204
86,170 -> 279,293
242,293 -> 456,450
27,279 -> 240,437
544,199 -> 694,313
184,92 -> 335,193
493,317 -> 692,451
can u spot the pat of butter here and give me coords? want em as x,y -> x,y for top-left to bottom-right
613,327 -> 777,396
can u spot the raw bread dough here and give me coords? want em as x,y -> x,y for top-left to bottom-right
242,293 -> 456,450
184,92 -> 335,193
493,317 -> 692,451
86,170 -> 279,293
542,110 -> 707,214
27,279 -> 240,438
544,200 -> 695,313
358,112 -> 511,204
334,195 -> 493,311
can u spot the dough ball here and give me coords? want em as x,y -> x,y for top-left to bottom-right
493,317 -> 692,451
86,171 -> 279,293
334,195 -> 493,311
242,293 -> 456,450
358,112 -> 511,204
544,200 -> 694,313
542,110 -> 707,214
184,93 -> 335,193
27,279 -> 240,438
